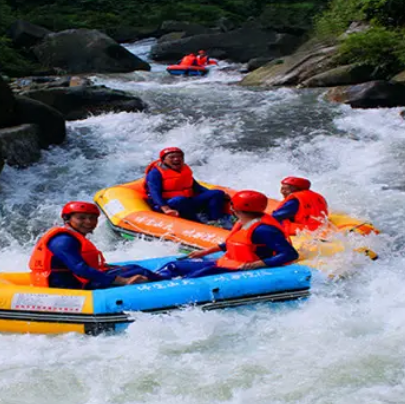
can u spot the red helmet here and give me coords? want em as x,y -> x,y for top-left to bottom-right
61,201 -> 100,218
281,177 -> 311,190
198,50 -> 206,55
159,147 -> 184,160
231,190 -> 268,212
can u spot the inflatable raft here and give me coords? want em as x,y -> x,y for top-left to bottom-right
0,255 -> 311,335
94,179 -> 379,273
166,65 -> 209,76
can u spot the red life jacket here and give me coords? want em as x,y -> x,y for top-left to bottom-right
216,214 -> 291,269
180,55 -> 197,66
276,190 -> 328,235
29,226 -> 107,288
144,160 -> 194,199
196,55 -> 208,66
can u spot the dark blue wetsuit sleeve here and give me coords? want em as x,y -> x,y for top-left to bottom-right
146,168 -> 166,208
192,179 -> 209,194
272,199 -> 299,222
218,242 -> 226,251
48,234 -> 116,287
252,225 -> 299,267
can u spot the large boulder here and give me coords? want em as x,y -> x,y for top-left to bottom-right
160,21 -> 213,37
0,76 -> 16,128
392,70 -> 405,83
106,26 -> 161,43
326,81 -> 405,108
301,64 -> 376,87
240,40 -> 338,87
13,96 -> 66,147
151,23 -> 302,63
7,20 -> 52,48
0,124 -> 41,167
33,29 -> 150,74
21,86 -> 148,120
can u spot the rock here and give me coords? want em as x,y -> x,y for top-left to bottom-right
0,75 -> 16,128
216,17 -> 235,33
240,40 -> 338,87
0,124 -> 41,167
160,21 -> 212,37
158,32 -> 186,43
392,70 -> 405,83
106,26 -> 160,43
33,29 -> 150,74
325,81 -> 405,108
338,21 -> 371,40
21,86 -> 148,120
7,20 -> 52,48
151,24 -> 302,63
14,96 -> 66,147
301,64 -> 375,87
400,110 -> 405,119
245,57 -> 274,73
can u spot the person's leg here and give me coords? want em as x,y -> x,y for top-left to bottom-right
106,264 -> 164,281
167,196 -> 199,221
193,190 -> 226,221
156,260 -> 216,279
184,265 -> 232,278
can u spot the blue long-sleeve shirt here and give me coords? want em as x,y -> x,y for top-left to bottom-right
272,198 -> 299,222
145,167 -> 209,208
48,234 -> 116,289
219,223 -> 299,267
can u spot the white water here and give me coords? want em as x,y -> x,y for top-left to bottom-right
1,40 -> 405,404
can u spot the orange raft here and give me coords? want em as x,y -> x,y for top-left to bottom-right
94,179 -> 379,267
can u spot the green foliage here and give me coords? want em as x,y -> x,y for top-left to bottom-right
0,36 -> 39,76
0,0 -> 14,34
314,0 -> 365,38
361,0 -> 405,27
338,26 -> 405,75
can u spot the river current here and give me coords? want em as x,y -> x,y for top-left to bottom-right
1,39 -> 405,404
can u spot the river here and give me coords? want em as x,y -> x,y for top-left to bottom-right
1,39 -> 405,404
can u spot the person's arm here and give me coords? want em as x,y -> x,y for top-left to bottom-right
272,199 -> 299,222
48,234 -> 117,287
240,225 -> 299,269
192,179 -> 210,194
188,244 -> 222,259
146,169 -> 178,215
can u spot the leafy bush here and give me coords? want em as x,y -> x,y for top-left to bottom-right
314,0 -> 365,38
338,26 -> 405,76
361,0 -> 405,27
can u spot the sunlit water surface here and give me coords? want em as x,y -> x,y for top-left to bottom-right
1,39 -> 405,404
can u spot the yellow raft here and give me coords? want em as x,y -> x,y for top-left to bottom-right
94,179 -> 379,270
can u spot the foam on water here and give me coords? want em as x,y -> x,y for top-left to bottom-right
0,39 -> 405,404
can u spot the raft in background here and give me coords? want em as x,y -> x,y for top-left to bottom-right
0,255 -> 311,335
166,65 -> 209,76
94,179 -> 379,276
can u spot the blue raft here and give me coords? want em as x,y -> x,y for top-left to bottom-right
93,255 -> 311,315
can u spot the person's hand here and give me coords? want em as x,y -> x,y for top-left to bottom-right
161,206 -> 179,217
238,260 -> 265,270
114,275 -> 149,285
188,250 -> 207,259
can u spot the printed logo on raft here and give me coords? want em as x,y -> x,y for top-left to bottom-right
11,293 -> 85,312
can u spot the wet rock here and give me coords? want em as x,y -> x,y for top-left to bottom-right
7,20 -> 52,48
33,29 -> 151,74
14,96 -> 66,147
106,26 -> 160,43
301,64 -> 375,87
0,75 -> 16,128
240,40 -> 338,87
151,24 -> 302,63
158,32 -> 186,43
21,86 -> 148,120
326,81 -> 405,108
392,70 -> 405,83
244,57 -> 274,73
0,124 -> 41,167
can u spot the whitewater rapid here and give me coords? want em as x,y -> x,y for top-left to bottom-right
1,38 -> 405,404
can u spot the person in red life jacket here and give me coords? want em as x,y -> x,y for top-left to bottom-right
272,177 -> 328,235
155,190 -> 299,279
29,201 -> 163,289
179,53 -> 198,66
196,50 -> 217,66
145,147 -> 233,229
